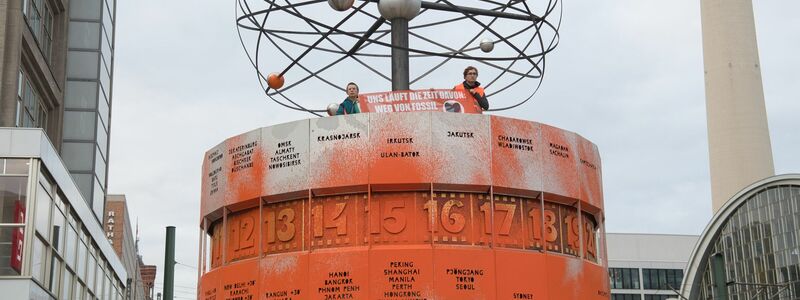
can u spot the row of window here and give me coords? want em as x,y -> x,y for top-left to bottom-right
642,268 -> 684,291
612,294 -> 680,300
610,268 -> 640,289
23,0 -> 54,62
0,159 -> 30,275
700,186 -> 800,300
0,160 -> 125,299
16,71 -> 48,129
16,0 -> 117,226
609,268 -> 684,290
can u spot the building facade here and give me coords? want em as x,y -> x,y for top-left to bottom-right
61,0 -> 116,220
0,0 -> 124,298
1,0 -> 117,223
608,233 -> 698,300
105,195 -> 151,300
681,174 -> 800,299
0,129 -> 127,298
138,263 -> 156,300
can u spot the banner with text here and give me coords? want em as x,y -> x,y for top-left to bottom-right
358,89 -> 482,114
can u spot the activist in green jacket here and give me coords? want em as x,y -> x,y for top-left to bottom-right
336,82 -> 361,115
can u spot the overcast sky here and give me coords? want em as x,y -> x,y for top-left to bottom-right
106,1 -> 800,297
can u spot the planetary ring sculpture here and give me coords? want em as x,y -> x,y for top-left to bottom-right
236,0 -> 562,116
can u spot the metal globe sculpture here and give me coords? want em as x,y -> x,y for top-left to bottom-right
378,0 -> 422,20
479,37 -> 495,53
327,0 -> 354,12
236,0 -> 562,116
326,103 -> 340,116
266,73 -> 285,89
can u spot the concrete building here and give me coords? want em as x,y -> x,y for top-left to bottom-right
0,0 -> 125,298
105,195 -> 152,300
608,233 -> 699,300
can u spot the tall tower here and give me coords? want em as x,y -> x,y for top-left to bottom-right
701,0 -> 774,212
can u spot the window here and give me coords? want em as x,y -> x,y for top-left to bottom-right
93,178 -> 104,218
642,268 -> 684,290
0,171 -> 27,224
0,227 -> 26,275
68,21 -> 101,49
76,239 -> 87,279
644,295 -> 678,300
34,183 -> 52,238
67,51 -> 100,79
86,252 -> 97,292
62,110 -> 96,140
74,281 -> 85,300
48,253 -> 62,292
16,71 -> 48,129
61,270 -> 73,300
65,224 -> 78,267
65,81 -> 99,109
610,268 -> 641,290
31,236 -> 46,283
62,142 -> 95,171
1,158 -> 30,175
70,0 -> 102,20
23,0 -> 53,61
611,294 -> 641,300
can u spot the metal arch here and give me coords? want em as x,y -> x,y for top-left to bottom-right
236,0 -> 562,115
678,174 -> 800,300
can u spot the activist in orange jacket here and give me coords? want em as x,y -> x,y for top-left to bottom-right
453,66 -> 489,111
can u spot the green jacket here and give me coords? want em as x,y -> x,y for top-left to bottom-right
336,98 -> 361,115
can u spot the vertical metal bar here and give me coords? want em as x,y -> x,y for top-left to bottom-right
22,158 -> 38,276
163,226 -> 176,300
711,252 -> 729,300
391,18 -> 410,90
197,218 -> 205,298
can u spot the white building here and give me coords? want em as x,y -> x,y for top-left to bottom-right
0,129 -> 127,298
608,233 -> 699,300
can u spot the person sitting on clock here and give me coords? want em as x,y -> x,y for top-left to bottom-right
453,66 -> 489,111
336,82 -> 362,115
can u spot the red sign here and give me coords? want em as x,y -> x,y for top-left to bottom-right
358,89 -> 483,114
10,201 -> 25,273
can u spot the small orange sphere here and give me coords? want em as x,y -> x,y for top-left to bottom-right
267,73 -> 285,89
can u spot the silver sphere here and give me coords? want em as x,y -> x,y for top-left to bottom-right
479,38 -> 494,53
327,0 -> 354,11
327,103 -> 340,116
378,0 -> 422,20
